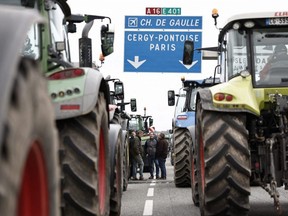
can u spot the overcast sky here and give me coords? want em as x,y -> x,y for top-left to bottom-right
68,0 -> 287,131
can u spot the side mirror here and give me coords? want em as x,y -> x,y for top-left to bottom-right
130,98 -> 137,112
101,24 -> 114,57
168,90 -> 175,106
183,40 -> 194,65
55,41 -> 65,52
114,81 -> 124,100
149,118 -> 153,127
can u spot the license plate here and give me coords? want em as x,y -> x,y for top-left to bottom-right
267,18 -> 288,25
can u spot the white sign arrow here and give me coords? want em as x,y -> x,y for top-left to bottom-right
179,60 -> 198,70
127,56 -> 146,69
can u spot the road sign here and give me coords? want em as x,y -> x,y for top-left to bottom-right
124,15 -> 203,73
146,7 -> 181,15
125,16 -> 202,29
124,31 -> 202,72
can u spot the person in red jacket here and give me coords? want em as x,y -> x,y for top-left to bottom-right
156,133 -> 169,180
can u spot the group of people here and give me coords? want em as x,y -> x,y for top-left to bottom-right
129,129 -> 169,180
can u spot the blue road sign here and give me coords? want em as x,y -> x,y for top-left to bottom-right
124,31 -> 202,73
124,15 -> 203,73
125,16 -> 202,29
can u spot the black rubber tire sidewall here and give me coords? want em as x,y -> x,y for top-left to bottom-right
173,128 -> 191,187
0,59 -> 59,216
59,92 -> 110,216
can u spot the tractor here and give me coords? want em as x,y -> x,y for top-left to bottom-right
0,0 -> 123,215
184,9 -> 288,216
168,77 -> 220,187
43,1 -> 124,215
106,78 -> 134,191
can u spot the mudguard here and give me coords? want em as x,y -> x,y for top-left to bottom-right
197,75 -> 260,116
49,67 -> 106,119
174,111 -> 196,128
109,124 -> 122,188
0,6 -> 44,145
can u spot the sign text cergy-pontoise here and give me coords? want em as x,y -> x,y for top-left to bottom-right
124,15 -> 203,73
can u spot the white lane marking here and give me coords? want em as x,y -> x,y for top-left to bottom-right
143,199 -> 153,216
147,188 -> 154,197
150,182 -> 156,186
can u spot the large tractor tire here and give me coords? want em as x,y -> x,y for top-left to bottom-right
111,112 -> 129,191
122,134 -> 130,191
173,128 -> 191,187
0,59 -> 60,216
58,92 -> 110,216
109,127 -> 123,216
196,101 -> 251,216
189,139 -> 199,207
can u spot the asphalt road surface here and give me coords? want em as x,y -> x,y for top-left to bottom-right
121,157 -> 288,216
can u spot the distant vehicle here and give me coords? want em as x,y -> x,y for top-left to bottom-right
168,77 -> 219,187
127,108 -> 154,172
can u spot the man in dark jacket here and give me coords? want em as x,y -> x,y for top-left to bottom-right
156,133 -> 169,179
129,131 -> 136,179
131,130 -> 144,180
144,132 -> 159,179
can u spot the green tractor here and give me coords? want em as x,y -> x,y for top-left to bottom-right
42,2 -> 124,216
184,9 -> 288,215
0,0 -> 123,215
127,107 -> 154,172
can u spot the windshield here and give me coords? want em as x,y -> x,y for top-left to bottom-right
174,90 -> 186,116
252,28 -> 288,86
223,27 -> 288,87
49,3 -> 71,62
20,1 -> 40,60
128,117 -> 144,131
187,89 -> 197,111
174,88 -> 197,116
21,24 -> 41,59
223,29 -> 248,80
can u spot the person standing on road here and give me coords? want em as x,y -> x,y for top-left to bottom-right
129,130 -> 136,179
144,132 -> 159,179
131,130 -> 145,180
156,133 -> 169,180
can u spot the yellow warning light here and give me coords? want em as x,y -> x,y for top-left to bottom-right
212,8 -> 219,18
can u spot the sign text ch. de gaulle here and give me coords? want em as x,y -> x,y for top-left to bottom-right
146,7 -> 181,15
